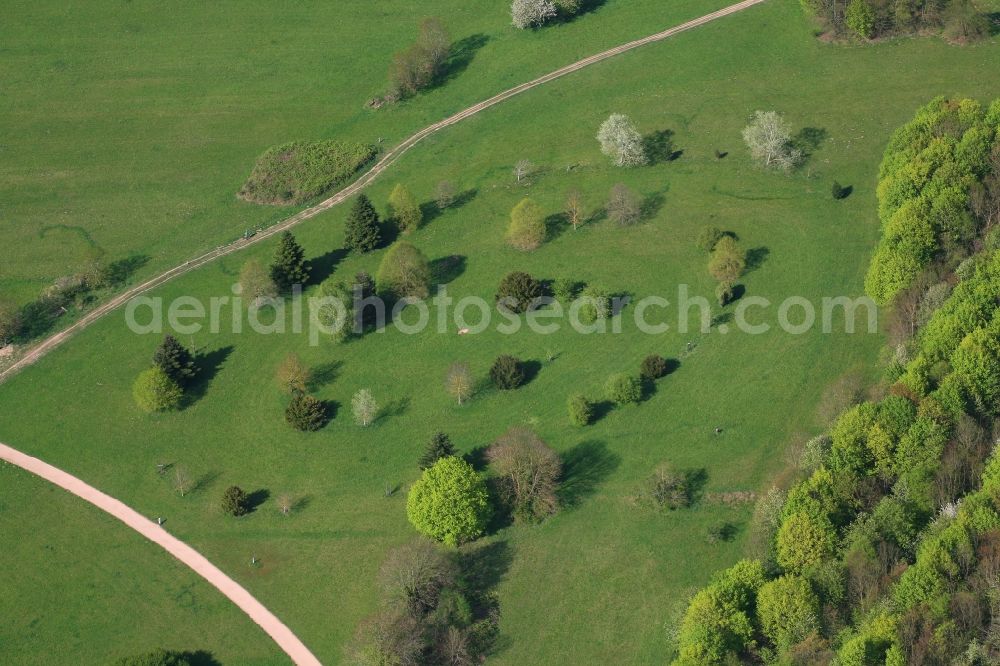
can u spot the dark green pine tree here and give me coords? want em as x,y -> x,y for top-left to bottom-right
152,334 -> 197,385
344,194 -> 382,253
269,231 -> 311,292
285,390 -> 328,431
418,432 -> 457,469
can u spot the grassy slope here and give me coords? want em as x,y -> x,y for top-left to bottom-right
1,1 -> 1000,664
0,0 -> 731,307
0,463 -> 284,665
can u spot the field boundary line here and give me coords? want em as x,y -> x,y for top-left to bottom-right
0,0 -> 765,385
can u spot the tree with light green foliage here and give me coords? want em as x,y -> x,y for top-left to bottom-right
387,183 -> 422,234
132,366 -> 182,413
376,241 -> 431,300
756,575 -> 819,650
845,0 -> 876,38
776,511 -> 836,573
506,198 -> 546,251
406,456 -> 491,546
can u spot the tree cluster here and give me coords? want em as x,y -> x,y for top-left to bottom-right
802,0 -> 990,42
133,335 -> 198,413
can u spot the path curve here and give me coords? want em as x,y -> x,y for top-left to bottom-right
0,0 -> 764,385
0,443 -> 320,666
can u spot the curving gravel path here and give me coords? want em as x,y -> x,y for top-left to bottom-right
0,2 -> 766,663
0,442 -> 320,665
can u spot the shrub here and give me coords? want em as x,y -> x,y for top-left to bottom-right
275,352 -> 310,393
697,226 -> 725,253
387,183 -> 422,234
490,355 -> 525,390
269,231 -> 311,292
152,335 -> 197,386
344,194 -> 382,254
506,198 -> 546,250
606,183 -> 642,226
221,485 -> 249,516
406,456 -> 491,546
551,278 -> 579,304
567,394 -> 593,426
420,432 -> 457,469
133,367 -> 182,413
388,17 -> 450,98
845,0 -> 876,38
376,242 -> 431,300
640,354 -> 668,380
605,373 -> 642,405
636,463 -> 690,510
285,390 -> 327,431
579,285 -> 611,324
113,649 -> 197,666
239,259 -> 278,304
715,281 -> 735,306
709,236 -> 746,283
495,271 -> 542,313
486,427 -> 561,522
832,181 -> 848,200
238,140 -> 375,205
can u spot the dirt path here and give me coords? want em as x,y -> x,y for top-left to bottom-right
0,442 -> 319,666
0,0 -> 764,386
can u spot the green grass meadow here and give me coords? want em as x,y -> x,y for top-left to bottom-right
2,0 -> 1000,663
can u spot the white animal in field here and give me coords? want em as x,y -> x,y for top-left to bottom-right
458,328 -> 470,335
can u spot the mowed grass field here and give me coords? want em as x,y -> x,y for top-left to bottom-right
0,463 -> 284,665
0,0 -> 734,307
2,0 -> 1000,664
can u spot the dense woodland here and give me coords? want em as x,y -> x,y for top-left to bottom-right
801,0 -> 992,41
675,97 -> 1000,665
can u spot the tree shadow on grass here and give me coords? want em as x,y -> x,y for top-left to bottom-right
545,212 -> 571,242
420,187 -> 477,225
435,34 -> 490,87
184,345 -> 235,407
558,440 -> 620,509
641,191 -> 667,220
378,397 -> 410,424
308,360 -> 342,391
643,129 -> 682,165
430,254 -> 466,285
553,0 -> 608,22
308,248 -> 348,285
458,539 -> 513,594
245,489 -> 270,513
191,470 -> 222,495
590,400 -> 615,424
181,651 -> 221,666
792,127 -> 828,161
104,254 -> 151,287
745,246 -> 770,272
685,468 -> 709,506
521,359 -> 542,386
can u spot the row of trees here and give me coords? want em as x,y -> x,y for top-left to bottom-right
0,253 -> 147,347
700,227 -> 748,306
803,0 -> 991,42
673,205 -> 1000,662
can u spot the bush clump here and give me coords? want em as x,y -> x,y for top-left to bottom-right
238,140 -> 376,205
605,373 -> 642,405
640,354 -> 668,381
567,394 -> 593,426
221,485 -> 249,516
495,271 -> 542,313
490,355 -> 526,390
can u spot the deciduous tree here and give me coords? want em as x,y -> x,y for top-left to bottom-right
239,259 -> 278,304
742,110 -> 802,171
376,242 -> 432,300
352,388 -> 379,426
606,183 -> 642,226
406,456 -> 491,546
511,0 -> 557,28
133,366 -> 183,413
506,198 -> 546,250
487,427 -> 561,522
275,352 -> 310,393
388,183 -> 422,234
597,114 -> 647,167
445,362 -> 474,405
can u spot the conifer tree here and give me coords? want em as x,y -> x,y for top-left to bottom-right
344,194 -> 382,253
285,390 -> 327,431
152,334 -> 197,385
269,231 -> 311,291
419,432 -> 457,469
